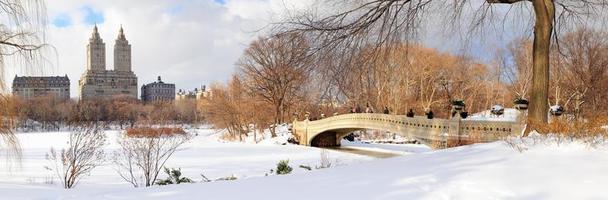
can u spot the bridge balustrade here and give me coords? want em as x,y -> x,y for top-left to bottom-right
293,113 -> 524,147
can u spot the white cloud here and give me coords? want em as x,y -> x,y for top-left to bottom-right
7,0 -> 301,97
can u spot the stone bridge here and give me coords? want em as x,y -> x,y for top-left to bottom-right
292,113 -> 524,148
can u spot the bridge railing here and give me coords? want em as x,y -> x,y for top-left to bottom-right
293,113 -> 524,146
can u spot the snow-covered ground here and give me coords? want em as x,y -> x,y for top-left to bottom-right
3,133 -> 608,199
2,128 -> 608,199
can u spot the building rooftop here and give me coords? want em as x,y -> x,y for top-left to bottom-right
13,75 -> 70,85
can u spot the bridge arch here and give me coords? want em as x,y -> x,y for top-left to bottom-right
309,128 -> 363,147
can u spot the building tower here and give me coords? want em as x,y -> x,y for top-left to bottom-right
79,25 -> 138,101
114,26 -> 132,72
86,25 -> 106,71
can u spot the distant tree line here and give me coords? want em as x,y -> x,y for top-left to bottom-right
7,95 -> 201,131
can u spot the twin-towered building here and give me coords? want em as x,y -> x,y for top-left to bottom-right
78,25 -> 138,100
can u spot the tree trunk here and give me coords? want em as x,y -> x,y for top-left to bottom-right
272,104 -> 280,137
526,0 -> 554,135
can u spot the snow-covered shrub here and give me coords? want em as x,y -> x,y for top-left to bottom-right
113,128 -> 191,187
317,149 -> 332,169
45,123 -> 106,189
275,160 -> 293,175
155,167 -> 193,185
504,137 -> 529,153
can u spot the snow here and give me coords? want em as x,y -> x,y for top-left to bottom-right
0,128 -> 374,186
491,104 -> 504,112
342,140 -> 432,155
219,124 -> 293,145
466,108 -> 522,122
2,129 -> 608,199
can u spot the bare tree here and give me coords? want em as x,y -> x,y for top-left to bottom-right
113,128 -> 191,187
0,0 -> 47,158
174,98 -> 197,125
501,39 -> 534,99
45,123 -> 107,189
0,95 -> 20,160
238,34 -> 313,136
555,28 -> 608,118
277,0 -> 608,133
201,79 -> 255,140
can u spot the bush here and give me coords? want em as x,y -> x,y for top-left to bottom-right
531,116 -> 608,140
275,160 -> 293,175
113,129 -> 191,187
155,167 -> 193,185
45,124 -> 106,189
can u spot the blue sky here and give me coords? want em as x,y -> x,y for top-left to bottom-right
82,6 -> 105,25
51,5 -> 105,28
52,13 -> 72,28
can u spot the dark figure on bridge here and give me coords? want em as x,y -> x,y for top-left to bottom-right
383,107 -> 389,114
406,109 -> 415,118
426,111 -> 434,119
355,105 -> 362,113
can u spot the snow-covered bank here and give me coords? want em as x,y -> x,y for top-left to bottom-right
3,133 -> 608,199
0,129 -> 374,186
